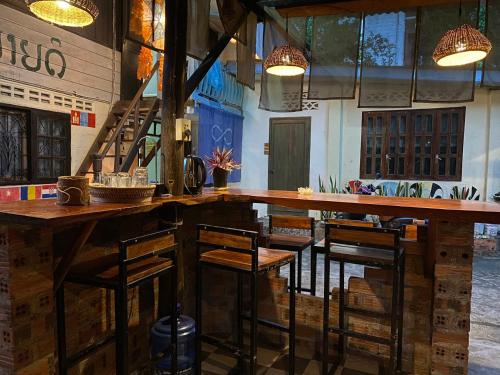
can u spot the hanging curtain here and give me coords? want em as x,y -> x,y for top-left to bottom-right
237,13 -> 257,89
187,0 -> 211,60
482,0 -> 500,87
197,104 -> 243,183
414,2 -> 478,102
359,10 -> 417,107
216,0 -> 247,35
128,0 -> 164,49
308,14 -> 361,100
259,16 -> 307,112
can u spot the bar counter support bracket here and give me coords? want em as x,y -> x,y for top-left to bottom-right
53,220 -> 98,291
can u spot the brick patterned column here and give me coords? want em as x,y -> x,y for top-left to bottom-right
0,224 -> 55,374
431,220 -> 474,375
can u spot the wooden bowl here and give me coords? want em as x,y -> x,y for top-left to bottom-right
89,185 -> 156,203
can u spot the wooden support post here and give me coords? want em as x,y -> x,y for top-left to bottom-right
161,0 -> 187,196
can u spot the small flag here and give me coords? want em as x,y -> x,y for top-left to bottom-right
71,110 -> 80,126
42,184 -> 57,199
20,186 -> 28,200
0,187 -> 20,202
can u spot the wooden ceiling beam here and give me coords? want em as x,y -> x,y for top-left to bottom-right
276,0 -> 475,17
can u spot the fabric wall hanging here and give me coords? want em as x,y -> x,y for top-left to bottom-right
187,0 -> 211,60
128,0 -> 164,49
259,16 -> 307,112
197,104 -> 243,183
237,13 -> 257,89
308,14 -> 361,100
216,0 -> 247,35
359,10 -> 417,107
482,0 -> 500,87
415,2 -> 478,102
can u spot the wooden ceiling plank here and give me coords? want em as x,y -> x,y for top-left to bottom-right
277,0 -> 475,17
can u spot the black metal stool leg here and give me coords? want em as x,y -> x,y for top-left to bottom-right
322,256 -> 330,375
311,248 -> 317,296
171,262 -> 178,375
289,260 -> 296,375
297,249 -> 302,294
56,285 -> 68,375
390,261 -> 400,374
115,284 -> 129,375
237,272 -> 244,372
338,261 -> 345,364
249,270 -> 258,375
397,252 -> 406,373
195,262 -> 203,375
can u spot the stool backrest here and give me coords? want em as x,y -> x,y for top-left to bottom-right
120,227 -> 177,263
197,224 -> 258,250
325,224 -> 400,252
402,224 -> 418,240
326,218 -> 375,228
269,215 -> 315,237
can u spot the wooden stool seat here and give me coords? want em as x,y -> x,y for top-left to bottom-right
201,247 -> 295,271
329,244 -> 395,266
69,254 -> 173,285
268,233 -> 314,249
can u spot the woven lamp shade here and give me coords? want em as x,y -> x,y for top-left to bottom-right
264,45 -> 308,76
433,24 -> 492,67
26,0 -> 99,27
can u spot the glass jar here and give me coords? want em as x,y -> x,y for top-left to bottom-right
132,167 -> 149,187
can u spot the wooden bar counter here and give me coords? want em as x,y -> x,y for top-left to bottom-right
0,189 -> 499,374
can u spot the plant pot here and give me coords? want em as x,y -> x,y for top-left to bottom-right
213,167 -> 229,190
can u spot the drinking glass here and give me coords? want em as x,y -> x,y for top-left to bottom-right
133,167 -> 149,187
104,173 -> 118,187
117,172 -> 132,188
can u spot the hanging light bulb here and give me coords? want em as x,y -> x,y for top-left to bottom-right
26,0 -> 99,27
433,24 -> 492,66
263,16 -> 308,77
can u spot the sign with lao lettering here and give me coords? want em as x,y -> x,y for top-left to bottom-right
71,110 -> 96,128
0,4 -> 120,102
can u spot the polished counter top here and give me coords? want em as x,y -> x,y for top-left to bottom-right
0,188 -> 499,225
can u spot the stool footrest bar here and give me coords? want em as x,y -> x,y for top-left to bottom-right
344,306 -> 391,320
241,313 -> 290,333
200,334 -> 250,360
328,327 -> 391,346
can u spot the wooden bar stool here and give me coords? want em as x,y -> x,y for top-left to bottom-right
195,224 -> 296,375
56,227 -> 178,375
322,224 -> 405,375
268,215 -> 315,294
311,219 -> 375,296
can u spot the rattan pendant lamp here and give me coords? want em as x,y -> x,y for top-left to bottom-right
26,0 -> 99,27
264,16 -> 308,76
433,1 -> 491,66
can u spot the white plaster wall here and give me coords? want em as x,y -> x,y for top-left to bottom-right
240,82 -> 500,218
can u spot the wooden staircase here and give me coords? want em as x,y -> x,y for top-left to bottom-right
76,62 -> 161,176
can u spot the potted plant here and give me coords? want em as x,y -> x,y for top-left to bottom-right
206,147 -> 241,190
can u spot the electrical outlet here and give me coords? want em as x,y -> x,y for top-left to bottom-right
175,118 -> 192,141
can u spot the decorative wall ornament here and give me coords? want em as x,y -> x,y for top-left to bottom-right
25,0 -> 99,27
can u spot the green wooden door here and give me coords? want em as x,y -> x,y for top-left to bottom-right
268,117 -> 311,216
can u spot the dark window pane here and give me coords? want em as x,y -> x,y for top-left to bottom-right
415,115 -> 422,133
37,159 -> 52,178
400,116 -> 406,134
53,121 -> 65,137
425,137 -> 432,154
390,137 -> 396,153
38,138 -> 51,157
367,137 -> 373,154
0,109 -> 29,183
439,157 -> 446,175
390,116 -> 397,134
53,159 -> 65,176
441,113 -> 449,133
450,158 -> 457,176
368,117 -> 373,134
424,158 -> 431,175
376,137 -> 382,154
450,135 -> 457,154
375,157 -> 381,174
376,117 -> 383,134
426,115 -> 433,132
414,157 -> 421,175
366,157 -> 372,174
53,140 -> 65,157
415,136 -> 421,154
440,136 -> 447,154
451,113 -> 459,134
398,157 -> 405,175
38,119 -> 51,136
389,157 -> 395,174
399,137 -> 406,153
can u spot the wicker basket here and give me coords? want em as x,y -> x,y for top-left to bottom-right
89,185 -> 156,203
